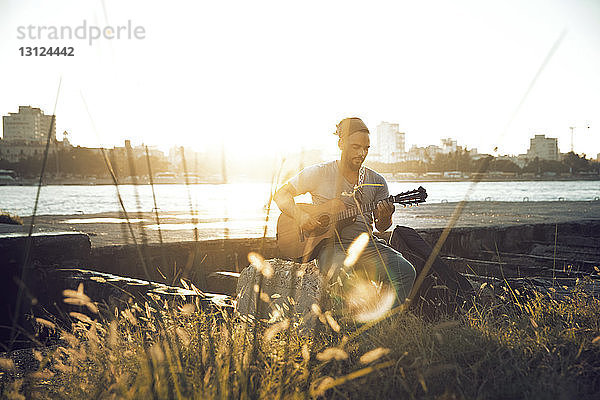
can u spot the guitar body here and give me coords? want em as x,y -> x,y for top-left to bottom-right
276,199 -> 348,263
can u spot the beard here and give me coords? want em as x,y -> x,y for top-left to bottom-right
344,156 -> 364,171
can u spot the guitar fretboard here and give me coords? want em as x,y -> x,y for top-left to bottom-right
335,190 -> 425,223
337,201 -> 379,222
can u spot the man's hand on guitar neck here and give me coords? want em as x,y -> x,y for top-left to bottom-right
374,199 -> 394,232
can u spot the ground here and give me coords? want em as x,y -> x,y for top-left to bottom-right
3,200 -> 598,247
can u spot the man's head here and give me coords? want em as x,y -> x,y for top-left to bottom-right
335,117 -> 370,172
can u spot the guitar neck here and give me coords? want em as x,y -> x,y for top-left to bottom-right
335,187 -> 426,222
336,200 -> 379,222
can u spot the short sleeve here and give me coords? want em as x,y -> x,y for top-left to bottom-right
374,173 -> 389,203
287,164 -> 322,195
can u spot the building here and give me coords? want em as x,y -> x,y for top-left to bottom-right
526,134 -> 559,161
374,122 -> 405,164
2,106 -> 56,142
440,138 -> 458,154
0,107 -> 74,163
0,141 -> 52,162
168,145 -> 202,167
406,144 -> 442,162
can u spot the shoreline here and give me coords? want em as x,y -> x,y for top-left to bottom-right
6,200 -> 598,248
2,175 -> 600,186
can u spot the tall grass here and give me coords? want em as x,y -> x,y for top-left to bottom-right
1,274 -> 599,399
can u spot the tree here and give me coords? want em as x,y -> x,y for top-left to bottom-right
488,159 -> 521,173
562,152 -> 591,173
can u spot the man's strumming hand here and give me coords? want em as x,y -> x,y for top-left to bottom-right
297,210 -> 321,232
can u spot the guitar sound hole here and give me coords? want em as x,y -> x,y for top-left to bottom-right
311,215 -> 330,236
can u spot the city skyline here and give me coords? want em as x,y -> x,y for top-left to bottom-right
2,104 -> 592,163
0,0 -> 598,158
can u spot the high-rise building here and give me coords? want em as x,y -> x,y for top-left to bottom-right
2,106 -> 56,143
527,134 -> 559,161
374,121 -> 405,163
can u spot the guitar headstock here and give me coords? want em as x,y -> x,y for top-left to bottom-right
390,186 -> 427,206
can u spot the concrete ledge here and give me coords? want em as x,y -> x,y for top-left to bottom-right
87,238 -> 279,288
0,229 -> 91,266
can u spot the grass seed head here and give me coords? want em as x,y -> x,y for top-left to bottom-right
311,376 -> 335,397
263,319 -> 290,343
32,350 -> 43,362
260,292 -> 271,303
35,318 -> 56,330
176,327 -> 191,346
359,347 -> 391,364
108,320 -> 118,347
150,343 -> 165,363
179,303 -> 195,316
311,303 -> 322,316
248,252 -> 274,278
0,358 -> 15,371
316,347 -> 348,362
69,312 -> 93,325
324,311 -> 340,332
301,344 -> 310,362
30,370 -> 55,380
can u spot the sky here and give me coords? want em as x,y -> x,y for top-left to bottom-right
0,0 -> 599,158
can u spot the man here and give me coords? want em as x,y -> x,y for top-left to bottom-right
274,117 -> 416,306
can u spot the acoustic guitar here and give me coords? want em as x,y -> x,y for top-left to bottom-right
276,186 -> 427,262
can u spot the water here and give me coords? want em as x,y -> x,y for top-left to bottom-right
0,180 -> 598,217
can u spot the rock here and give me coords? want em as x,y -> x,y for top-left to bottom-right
1,266 -> 236,350
235,259 -> 322,321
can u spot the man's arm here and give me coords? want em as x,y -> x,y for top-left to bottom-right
274,183 -> 321,231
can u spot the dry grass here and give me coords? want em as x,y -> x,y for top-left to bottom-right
0,211 -> 23,225
0,275 -> 599,399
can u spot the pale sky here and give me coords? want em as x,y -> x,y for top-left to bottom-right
0,0 -> 599,158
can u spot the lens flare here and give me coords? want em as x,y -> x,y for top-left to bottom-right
344,232 -> 369,269
345,277 -> 395,323
248,252 -> 274,278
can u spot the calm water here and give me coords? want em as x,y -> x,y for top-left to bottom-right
1,181 -> 598,217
